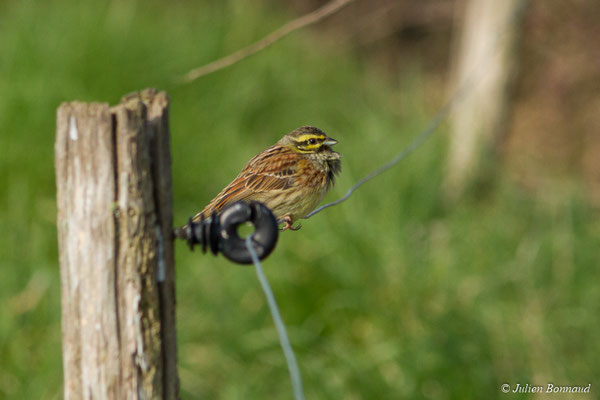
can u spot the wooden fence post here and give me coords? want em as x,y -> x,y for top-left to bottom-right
55,89 -> 179,399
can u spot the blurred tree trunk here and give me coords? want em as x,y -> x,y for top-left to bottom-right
444,0 -> 524,201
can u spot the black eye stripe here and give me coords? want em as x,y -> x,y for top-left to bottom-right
296,137 -> 323,148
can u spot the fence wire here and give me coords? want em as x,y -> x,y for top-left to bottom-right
246,237 -> 305,400
307,0 -> 527,219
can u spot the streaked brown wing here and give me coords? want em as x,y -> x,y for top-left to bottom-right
194,145 -> 298,220
242,145 -> 298,190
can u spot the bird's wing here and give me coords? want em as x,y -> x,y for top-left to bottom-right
242,145 -> 298,191
194,145 -> 298,219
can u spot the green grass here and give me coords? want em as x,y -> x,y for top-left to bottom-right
1,0 -> 598,399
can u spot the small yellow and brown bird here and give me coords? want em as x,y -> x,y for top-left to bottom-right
191,126 -> 341,231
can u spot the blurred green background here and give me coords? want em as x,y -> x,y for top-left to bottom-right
1,0 -> 598,399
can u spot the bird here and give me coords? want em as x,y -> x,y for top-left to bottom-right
191,126 -> 341,231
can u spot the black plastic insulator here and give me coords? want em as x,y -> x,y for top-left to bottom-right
179,201 -> 279,264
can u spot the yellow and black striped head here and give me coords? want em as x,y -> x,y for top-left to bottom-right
280,126 -> 338,154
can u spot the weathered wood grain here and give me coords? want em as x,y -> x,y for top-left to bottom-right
55,90 -> 178,399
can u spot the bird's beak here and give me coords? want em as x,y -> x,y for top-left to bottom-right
324,137 -> 338,146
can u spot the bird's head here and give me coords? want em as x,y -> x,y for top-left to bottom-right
279,126 -> 340,158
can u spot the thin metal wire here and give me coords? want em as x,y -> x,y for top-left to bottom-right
245,236 -> 305,400
305,100 -> 453,218
306,70 -> 483,219
306,0 -> 527,220
306,92 -> 465,218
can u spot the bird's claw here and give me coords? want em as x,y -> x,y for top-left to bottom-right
280,216 -> 301,231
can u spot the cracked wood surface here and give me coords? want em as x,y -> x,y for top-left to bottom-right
55,89 -> 178,399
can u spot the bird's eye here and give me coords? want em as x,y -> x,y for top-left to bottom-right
308,138 -> 317,145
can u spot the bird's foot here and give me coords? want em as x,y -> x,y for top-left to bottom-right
280,216 -> 301,231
